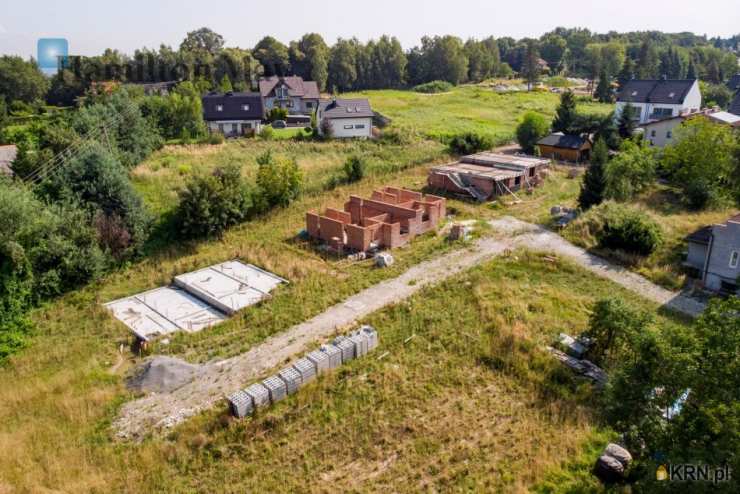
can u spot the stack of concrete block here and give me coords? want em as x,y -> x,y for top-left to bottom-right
278,367 -> 301,395
320,344 -> 343,369
263,375 -> 288,403
227,390 -> 253,418
293,357 -> 317,383
228,325 -> 380,418
245,382 -> 270,409
361,325 -> 379,351
333,337 -> 356,363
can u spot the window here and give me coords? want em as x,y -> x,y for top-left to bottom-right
306,102 -> 313,108
245,122 -> 252,129
355,124 -> 365,129
650,130 -> 656,137
241,104 -> 250,111
216,105 -> 223,112
730,251 -> 739,269
344,124 -> 354,129
218,123 -> 224,133
231,123 -> 238,133
666,130 -> 672,139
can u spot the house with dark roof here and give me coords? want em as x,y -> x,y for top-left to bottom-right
685,214 -> 740,295
202,92 -> 264,137
259,76 -> 320,116
615,79 -> 701,124
726,73 -> 740,93
316,98 -> 374,138
0,145 -> 17,176
730,92 -> 740,117
536,132 -> 592,162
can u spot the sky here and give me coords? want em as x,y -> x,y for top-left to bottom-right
0,0 -> 737,59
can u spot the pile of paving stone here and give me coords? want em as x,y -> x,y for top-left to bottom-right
227,325 -> 379,418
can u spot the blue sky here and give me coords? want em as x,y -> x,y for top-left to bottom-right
0,0 -> 737,59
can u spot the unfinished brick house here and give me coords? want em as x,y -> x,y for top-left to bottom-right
428,152 -> 550,201
306,187 -> 446,253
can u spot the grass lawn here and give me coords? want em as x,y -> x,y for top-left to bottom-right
344,84 -> 611,142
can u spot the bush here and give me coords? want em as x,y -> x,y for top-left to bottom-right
568,202 -> 663,256
343,155 -> 367,183
255,151 -> 302,209
258,125 -> 274,140
583,298 -> 653,366
206,132 -> 224,145
413,80 -> 454,93
177,164 -> 254,238
0,241 -> 34,362
267,107 -> 288,122
515,112 -> 549,154
447,132 -> 493,155
603,139 -> 656,201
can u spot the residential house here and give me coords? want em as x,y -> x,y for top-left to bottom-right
685,214 -> 740,295
641,108 -> 740,148
202,92 -> 264,137
0,145 -> 17,176
536,132 -> 592,162
259,76 -> 320,117
730,92 -> 740,117
615,79 -> 701,124
316,98 -> 374,138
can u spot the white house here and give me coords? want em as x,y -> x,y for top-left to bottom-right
202,92 -> 264,137
640,108 -> 740,147
615,79 -> 701,125
259,76 -> 320,117
317,98 -> 374,138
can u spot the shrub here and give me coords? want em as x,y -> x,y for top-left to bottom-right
267,107 -> 288,122
258,125 -> 274,140
343,155 -> 367,183
447,132 -> 493,155
207,132 -> 224,145
583,298 -> 653,366
413,80 -> 454,93
515,112 -> 549,154
255,151 -> 302,209
603,139 -> 656,201
0,241 -> 34,362
568,202 -> 663,256
177,164 -> 254,238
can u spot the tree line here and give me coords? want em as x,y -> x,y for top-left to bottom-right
1,27 -> 738,111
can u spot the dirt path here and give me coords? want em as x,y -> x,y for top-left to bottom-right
114,217 -> 704,439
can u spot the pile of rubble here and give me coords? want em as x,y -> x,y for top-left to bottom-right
550,205 -> 579,229
227,325 -> 379,418
547,333 -> 607,386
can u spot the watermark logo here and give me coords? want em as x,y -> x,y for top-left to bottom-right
37,38 -> 68,72
656,464 -> 731,484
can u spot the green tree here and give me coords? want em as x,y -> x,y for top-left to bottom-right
617,103 -> 637,139
515,111 -> 549,154
521,40 -> 541,90
636,40 -> 660,79
552,90 -> 578,133
595,68 -> 613,103
539,34 -> 567,73
179,27 -> 224,55
617,57 -> 636,87
255,151 -> 302,209
464,37 -> 500,82
662,117 -> 737,208
218,74 -> 233,93
0,56 -> 50,104
178,164 -> 254,238
578,138 -> 608,210
584,297 -> 653,366
253,36 -> 290,77
604,139 -> 657,201
343,155 -> 367,183
327,38 -> 358,92
0,241 -> 34,362
289,33 -> 329,90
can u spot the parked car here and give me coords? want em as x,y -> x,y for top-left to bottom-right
272,120 -> 287,129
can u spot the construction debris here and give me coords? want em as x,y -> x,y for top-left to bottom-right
127,356 -> 204,394
547,346 -> 607,386
551,205 -> 579,229
105,260 -> 287,341
375,252 -> 394,268
555,333 -> 590,359
227,326 -> 379,419
449,223 -> 472,241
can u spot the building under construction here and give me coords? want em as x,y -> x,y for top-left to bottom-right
427,152 -> 550,201
306,187 -> 446,254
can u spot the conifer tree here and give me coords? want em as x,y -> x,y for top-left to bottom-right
578,138 -> 608,210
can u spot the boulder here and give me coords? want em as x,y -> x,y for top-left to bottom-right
604,443 -> 632,469
594,454 -> 625,483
